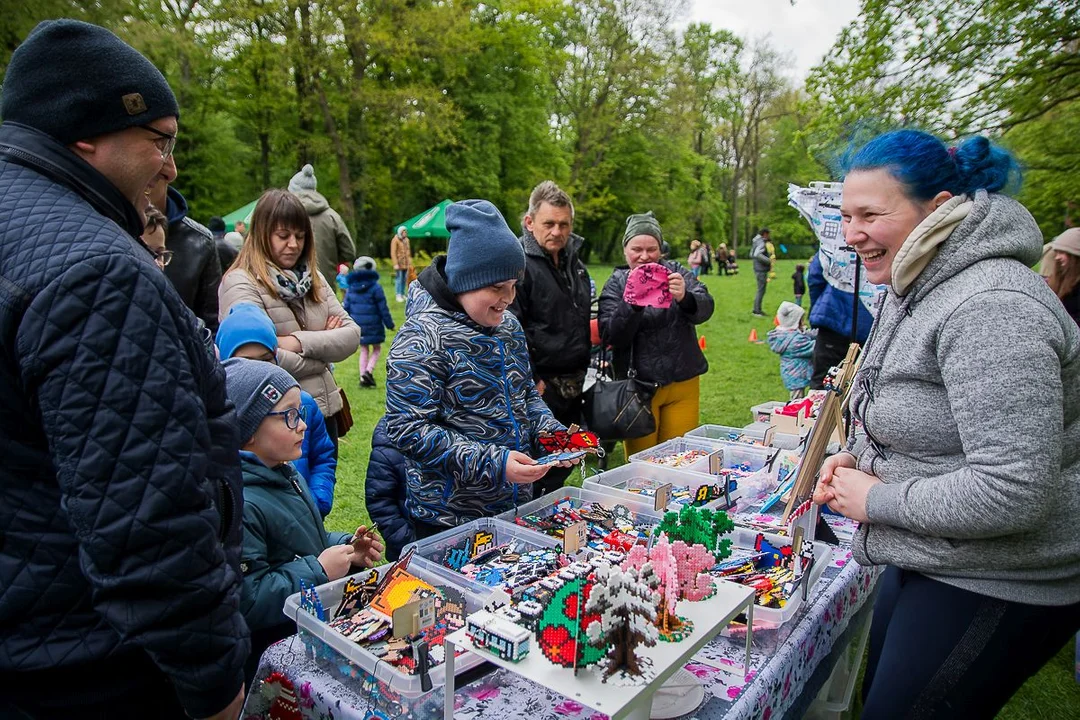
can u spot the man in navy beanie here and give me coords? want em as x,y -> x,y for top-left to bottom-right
0,20 -> 248,720
384,200 -> 579,539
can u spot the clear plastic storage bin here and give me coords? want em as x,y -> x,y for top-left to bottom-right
283,561 -> 488,705
582,461 -> 722,511
401,517 -> 562,597
750,400 -> 787,423
627,437 -> 717,472
497,486 -> 665,544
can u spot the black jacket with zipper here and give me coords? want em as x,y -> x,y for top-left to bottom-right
508,230 -> 592,378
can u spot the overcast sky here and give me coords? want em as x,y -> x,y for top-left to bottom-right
686,0 -> 862,80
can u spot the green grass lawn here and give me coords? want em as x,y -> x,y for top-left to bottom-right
322,258 -> 1078,718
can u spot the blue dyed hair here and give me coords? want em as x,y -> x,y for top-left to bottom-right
841,129 -> 1021,201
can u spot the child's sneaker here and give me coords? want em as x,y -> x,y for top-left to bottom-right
361,371 -> 376,388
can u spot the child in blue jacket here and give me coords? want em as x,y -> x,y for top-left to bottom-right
767,301 -> 817,400
222,358 -> 383,683
343,256 -> 395,388
384,200 -> 576,539
217,303 -> 339,516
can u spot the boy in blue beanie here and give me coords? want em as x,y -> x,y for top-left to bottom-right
384,200 -> 577,539
222,358 -> 383,683
217,303 -> 339,516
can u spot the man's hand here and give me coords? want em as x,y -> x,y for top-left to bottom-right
535,379 -> 546,396
668,272 -> 686,302
198,685 -> 245,720
506,450 -> 551,484
318,545 -> 355,581
278,335 -> 303,354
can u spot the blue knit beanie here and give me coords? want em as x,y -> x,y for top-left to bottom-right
223,358 -> 299,443
444,200 -> 525,294
216,303 -> 278,360
1,20 -> 180,145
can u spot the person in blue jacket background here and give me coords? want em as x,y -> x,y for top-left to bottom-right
343,255 -> 395,388
217,302 -> 339,516
807,252 -> 875,387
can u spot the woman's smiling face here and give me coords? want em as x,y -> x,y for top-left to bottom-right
840,169 -> 946,286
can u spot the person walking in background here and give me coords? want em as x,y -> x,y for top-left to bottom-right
0,19 -> 247,719
390,226 -> 412,301
344,256 -> 396,388
717,243 -> 729,275
1045,228 -> 1080,326
288,164 -> 356,285
793,263 -> 806,306
688,239 -> 705,277
814,128 -> 1080,717
767,301 -> 816,400
750,228 -> 772,315
599,211 -> 715,457
219,189 -> 361,454
702,242 -> 713,275
509,181 -> 592,496
217,303 -> 339,518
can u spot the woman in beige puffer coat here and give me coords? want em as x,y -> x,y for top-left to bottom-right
220,189 -> 361,446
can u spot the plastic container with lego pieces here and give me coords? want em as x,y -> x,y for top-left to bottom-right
750,400 -> 787,423
716,526 -> 831,628
581,461 -> 725,512
402,517 -> 563,597
282,561 -> 488,705
707,441 -> 778,475
627,436 -> 717,472
497,486 -> 665,546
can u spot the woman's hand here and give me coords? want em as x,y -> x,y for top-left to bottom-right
823,467 -> 881,523
278,335 -> 303,354
668,272 -> 686,302
325,314 -> 343,330
318,544 -> 355,581
350,525 -> 385,567
813,451 -> 856,506
506,450 -> 551,484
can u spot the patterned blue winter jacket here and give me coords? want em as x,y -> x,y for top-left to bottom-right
0,123 -> 248,718
385,257 -> 564,527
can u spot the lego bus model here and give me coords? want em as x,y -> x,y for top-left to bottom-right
465,610 -> 530,662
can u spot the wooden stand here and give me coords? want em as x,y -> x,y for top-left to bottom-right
781,343 -> 862,525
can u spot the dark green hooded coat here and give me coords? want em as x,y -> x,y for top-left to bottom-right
239,453 -> 352,632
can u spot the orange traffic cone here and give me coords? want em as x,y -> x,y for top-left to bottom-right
748,328 -> 758,342
698,335 -> 707,350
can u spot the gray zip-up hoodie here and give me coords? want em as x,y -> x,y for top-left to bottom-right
847,190 -> 1080,606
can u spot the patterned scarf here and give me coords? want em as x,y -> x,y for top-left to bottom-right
271,260 -> 314,303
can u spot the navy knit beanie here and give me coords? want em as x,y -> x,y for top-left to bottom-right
444,199 -> 525,294
1,19 -> 180,145
223,358 -> 299,444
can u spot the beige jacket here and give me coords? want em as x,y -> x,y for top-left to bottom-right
390,234 -> 411,270
219,270 -> 361,416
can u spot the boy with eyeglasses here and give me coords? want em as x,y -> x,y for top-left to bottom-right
217,303 -> 339,516
222,358 -> 383,682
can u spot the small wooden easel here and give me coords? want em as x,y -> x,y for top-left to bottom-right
781,343 -> 862,526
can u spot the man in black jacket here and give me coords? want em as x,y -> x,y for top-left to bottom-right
508,181 -> 592,495
152,169 -> 223,333
0,20 -> 248,720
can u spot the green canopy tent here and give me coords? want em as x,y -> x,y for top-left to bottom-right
396,199 -> 452,238
222,199 -> 258,232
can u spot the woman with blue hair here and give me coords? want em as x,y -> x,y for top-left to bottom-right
813,129 -> 1080,717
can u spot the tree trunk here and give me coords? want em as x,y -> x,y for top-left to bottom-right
314,77 -> 358,245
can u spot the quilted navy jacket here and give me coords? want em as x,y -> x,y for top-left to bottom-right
384,257 -> 563,528
0,123 -> 249,718
364,416 -> 413,560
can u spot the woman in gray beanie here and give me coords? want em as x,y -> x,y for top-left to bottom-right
597,211 -> 715,457
1045,228 -> 1080,326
